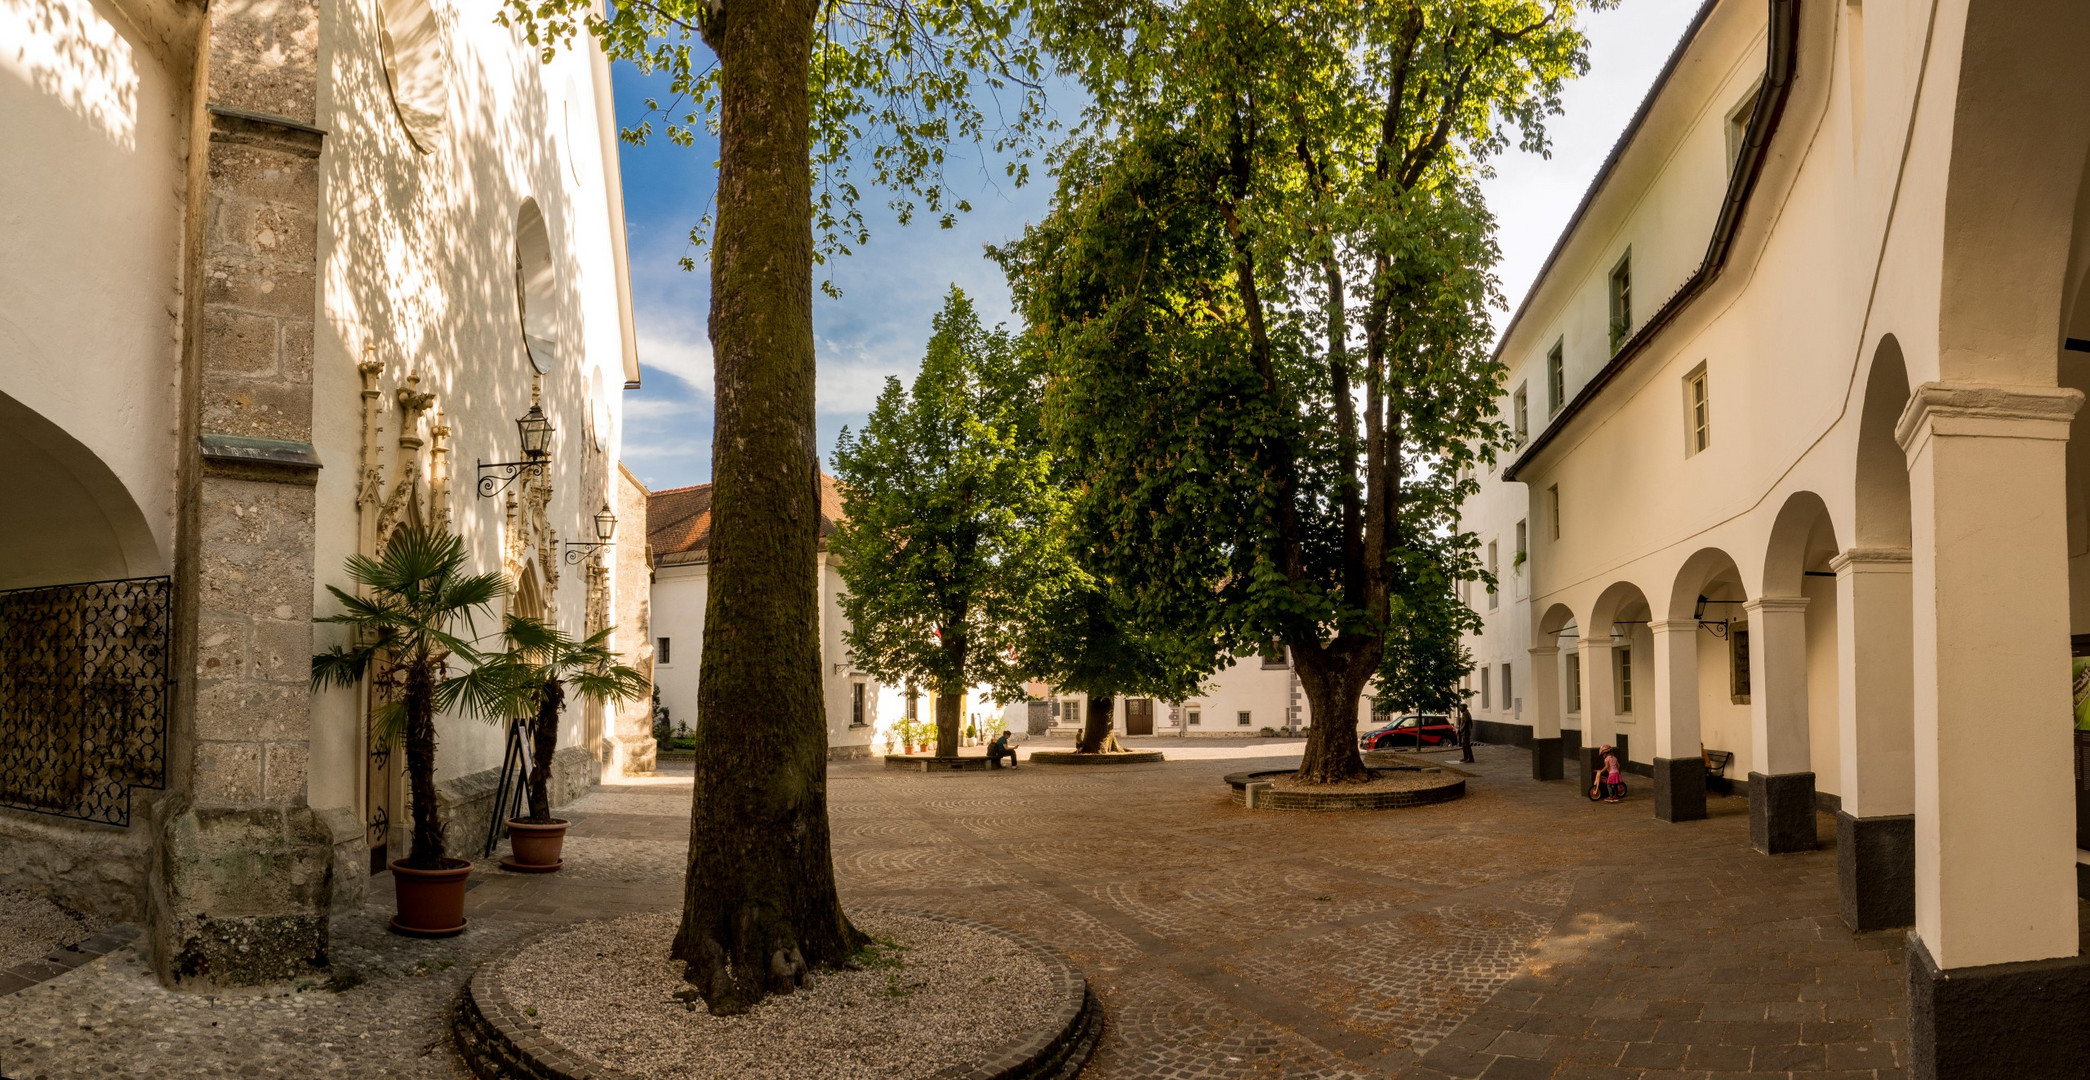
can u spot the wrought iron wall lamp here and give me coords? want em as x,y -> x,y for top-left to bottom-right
563,502 -> 617,564
477,402 -> 555,497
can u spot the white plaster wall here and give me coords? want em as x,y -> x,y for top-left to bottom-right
0,0 -> 188,579
306,0 -> 634,816
649,562 -> 706,733
1805,573 -> 1841,798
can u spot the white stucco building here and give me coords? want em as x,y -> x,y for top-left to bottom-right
1457,1 -> 2090,1072
2,0 -> 649,983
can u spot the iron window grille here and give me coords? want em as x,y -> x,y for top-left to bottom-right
0,576 -> 171,826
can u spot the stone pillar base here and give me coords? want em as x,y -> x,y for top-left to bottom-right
154,806 -> 333,986
1837,811 -> 1914,931
1748,771 -> 1818,854
1529,737 -> 1563,781
1653,756 -> 1707,822
1577,734 -> 1630,784
1908,933 -> 2090,1080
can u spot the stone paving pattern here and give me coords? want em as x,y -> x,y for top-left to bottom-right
0,742 -> 1914,1078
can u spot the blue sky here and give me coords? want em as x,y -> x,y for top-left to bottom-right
613,2 -> 1704,492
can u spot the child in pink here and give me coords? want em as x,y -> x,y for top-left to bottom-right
1602,750 -> 1623,802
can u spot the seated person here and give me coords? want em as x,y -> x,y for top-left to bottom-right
986,730 -> 1017,769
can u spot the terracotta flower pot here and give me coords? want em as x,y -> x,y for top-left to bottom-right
500,818 -> 569,873
389,857 -> 471,937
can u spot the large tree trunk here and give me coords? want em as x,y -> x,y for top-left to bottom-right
1076,695 -> 1115,754
934,690 -> 961,758
1292,655 -> 1372,784
524,678 -> 563,822
672,0 -> 862,1016
402,662 -> 447,867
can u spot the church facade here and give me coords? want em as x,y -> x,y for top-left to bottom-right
1,0 -> 649,984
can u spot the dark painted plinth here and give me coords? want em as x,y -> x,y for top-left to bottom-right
1652,757 -> 1706,822
1561,728 -> 1583,762
1837,812 -> 1914,931
1908,933 -> 2090,1080
1748,771 -> 1817,854
1474,719 -> 1532,747
1529,737 -> 1563,781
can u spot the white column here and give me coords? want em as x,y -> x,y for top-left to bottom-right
1528,645 -> 1561,741
1746,597 -> 1813,776
1579,635 -> 1615,753
1834,548 -> 1915,819
1650,620 -> 1702,760
1901,382 -> 2082,969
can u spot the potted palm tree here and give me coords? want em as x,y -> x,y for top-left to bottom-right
492,614 -> 648,871
312,526 -> 519,937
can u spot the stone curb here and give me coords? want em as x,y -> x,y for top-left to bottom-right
1221,767 -> 1466,811
451,910 -> 1101,1080
884,755 -> 994,772
0,924 -> 141,998
1027,751 -> 1167,766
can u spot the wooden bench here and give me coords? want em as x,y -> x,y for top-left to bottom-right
1702,746 -> 1735,795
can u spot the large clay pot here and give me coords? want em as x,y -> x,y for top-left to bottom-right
501,819 -> 569,873
389,858 -> 471,937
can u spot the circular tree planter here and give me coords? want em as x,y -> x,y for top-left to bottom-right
452,910 -> 1102,1080
885,755 -> 993,772
500,819 -> 568,873
1028,750 -> 1166,765
1223,766 -> 1465,811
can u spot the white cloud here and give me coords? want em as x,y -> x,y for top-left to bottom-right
635,325 -> 714,398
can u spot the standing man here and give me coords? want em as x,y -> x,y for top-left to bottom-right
1456,697 -> 1476,763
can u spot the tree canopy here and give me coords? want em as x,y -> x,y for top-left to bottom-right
1003,0 -> 1606,781
830,287 -> 1059,755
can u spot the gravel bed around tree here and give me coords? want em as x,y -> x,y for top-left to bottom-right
497,910 -> 1060,1080
1265,768 -> 1451,793
0,887 -> 102,969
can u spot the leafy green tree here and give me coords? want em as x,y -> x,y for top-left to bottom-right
494,616 -> 652,822
831,288 -> 1057,757
1375,541 -> 1483,716
496,0 -> 1051,1011
311,527 -> 521,870
1005,0 -> 1600,783
1023,572 -> 1215,752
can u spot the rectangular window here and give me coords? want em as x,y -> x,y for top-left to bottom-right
1547,485 -> 1562,540
1513,384 -> 1529,445
1566,653 -> 1582,713
1617,647 -> 1634,714
850,682 -> 866,727
1487,541 -> 1499,610
1609,251 -> 1633,351
1514,520 -> 1527,575
1237,710 -> 1252,727
1260,642 -> 1289,669
1061,699 -> 1080,722
1547,339 -> 1566,415
1685,363 -> 1711,454
1731,627 -> 1752,702
1501,663 -> 1514,715
1727,81 -> 1763,168
1187,708 -> 1201,727
656,637 -> 671,665
1480,667 -> 1492,710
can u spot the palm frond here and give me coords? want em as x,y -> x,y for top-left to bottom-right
311,644 -> 376,690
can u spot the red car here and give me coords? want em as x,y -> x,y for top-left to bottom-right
1359,714 -> 1460,751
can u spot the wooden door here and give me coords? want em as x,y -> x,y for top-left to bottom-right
1125,697 -> 1154,735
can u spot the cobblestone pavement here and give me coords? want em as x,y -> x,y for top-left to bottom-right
0,741 -> 1911,1079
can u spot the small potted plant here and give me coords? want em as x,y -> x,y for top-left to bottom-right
312,527 -> 518,937
492,615 -> 649,872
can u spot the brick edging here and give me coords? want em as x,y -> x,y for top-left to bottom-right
1027,750 -> 1167,765
452,910 -> 1100,1080
1222,768 -> 1467,811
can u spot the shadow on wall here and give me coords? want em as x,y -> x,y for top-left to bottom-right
0,388 -> 163,590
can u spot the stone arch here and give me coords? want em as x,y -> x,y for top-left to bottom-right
1934,2 -> 2090,385
1582,580 -> 1654,771
1763,491 -> 1840,599
0,388 -> 162,590
1855,336 -> 1912,550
